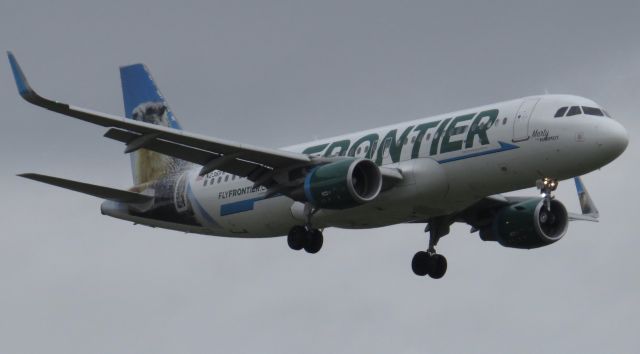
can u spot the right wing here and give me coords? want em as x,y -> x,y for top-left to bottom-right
568,176 -> 599,222
459,176 -> 600,228
8,52 -> 310,182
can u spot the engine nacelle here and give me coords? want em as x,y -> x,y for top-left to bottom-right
299,158 -> 382,209
480,198 -> 569,249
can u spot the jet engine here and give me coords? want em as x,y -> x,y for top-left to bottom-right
480,198 -> 569,249
297,158 -> 382,209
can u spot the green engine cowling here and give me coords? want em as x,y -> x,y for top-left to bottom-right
480,198 -> 569,249
302,158 -> 382,209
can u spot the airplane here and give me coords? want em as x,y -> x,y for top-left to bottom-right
8,51 -> 628,279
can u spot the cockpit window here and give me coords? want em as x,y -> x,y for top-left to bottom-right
582,106 -> 604,116
566,106 -> 582,116
554,107 -> 568,117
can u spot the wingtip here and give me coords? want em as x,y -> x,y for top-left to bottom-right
573,176 -> 600,219
574,176 -> 585,194
7,51 -> 34,98
17,173 -> 37,179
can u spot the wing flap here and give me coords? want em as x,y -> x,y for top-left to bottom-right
103,128 -> 270,178
568,213 -> 599,222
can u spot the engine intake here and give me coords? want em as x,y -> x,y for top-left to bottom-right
301,158 -> 382,209
480,198 -> 568,249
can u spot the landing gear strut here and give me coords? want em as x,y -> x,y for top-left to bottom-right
537,177 -> 558,212
412,218 -> 450,279
287,204 -> 324,254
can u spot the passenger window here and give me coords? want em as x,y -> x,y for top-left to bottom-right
566,106 -> 582,116
502,117 -> 507,125
582,106 -> 604,116
225,175 -> 229,182
554,107 -> 568,117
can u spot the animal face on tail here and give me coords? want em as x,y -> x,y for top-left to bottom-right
130,102 -> 176,185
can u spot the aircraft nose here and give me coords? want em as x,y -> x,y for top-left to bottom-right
597,119 -> 629,160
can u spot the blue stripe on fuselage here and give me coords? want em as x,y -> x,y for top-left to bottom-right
220,142 -> 518,216
220,194 -> 282,216
220,197 -> 261,216
437,141 -> 519,164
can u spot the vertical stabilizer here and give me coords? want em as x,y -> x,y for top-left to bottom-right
120,64 -> 183,185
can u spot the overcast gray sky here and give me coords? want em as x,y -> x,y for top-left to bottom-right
1,1 -> 639,353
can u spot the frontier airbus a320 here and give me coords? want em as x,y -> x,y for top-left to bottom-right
9,52 -> 628,279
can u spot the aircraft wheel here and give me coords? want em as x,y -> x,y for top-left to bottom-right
287,225 -> 306,251
428,254 -> 447,279
411,251 -> 430,276
304,229 -> 323,254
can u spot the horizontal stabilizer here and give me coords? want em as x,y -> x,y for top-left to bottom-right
18,173 -> 153,204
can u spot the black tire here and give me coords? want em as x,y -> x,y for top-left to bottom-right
411,251 -> 430,276
428,254 -> 447,279
304,229 -> 323,254
287,225 -> 306,250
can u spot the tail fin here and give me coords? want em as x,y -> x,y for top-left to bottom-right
120,64 -> 184,185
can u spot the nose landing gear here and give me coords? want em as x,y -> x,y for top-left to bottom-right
537,177 -> 558,211
412,218 -> 450,279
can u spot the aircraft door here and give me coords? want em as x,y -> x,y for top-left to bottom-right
512,98 -> 540,142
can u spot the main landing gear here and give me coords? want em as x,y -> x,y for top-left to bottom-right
287,204 -> 323,254
412,218 -> 450,279
287,225 -> 324,254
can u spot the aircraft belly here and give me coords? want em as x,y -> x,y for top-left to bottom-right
217,196 -> 299,237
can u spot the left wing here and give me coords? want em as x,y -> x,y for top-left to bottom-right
8,52 -> 404,191
8,52 -> 310,182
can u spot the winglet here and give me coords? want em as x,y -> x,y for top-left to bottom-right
569,176 -> 599,222
7,51 -> 35,98
7,51 -> 67,110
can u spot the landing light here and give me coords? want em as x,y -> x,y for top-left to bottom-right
541,177 -> 558,191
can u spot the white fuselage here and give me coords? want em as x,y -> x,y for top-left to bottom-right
104,94 -> 628,237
